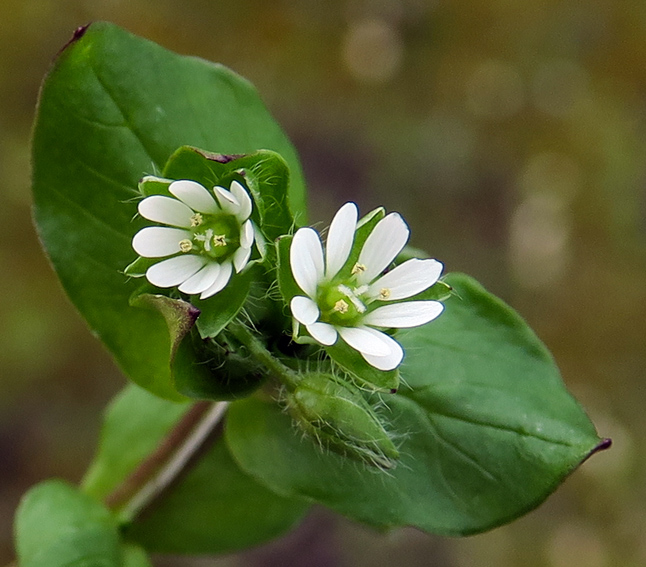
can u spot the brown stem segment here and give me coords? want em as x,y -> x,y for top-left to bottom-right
105,400 -> 228,520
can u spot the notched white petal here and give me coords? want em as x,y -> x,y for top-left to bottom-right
357,213 -> 409,285
290,227 -> 325,298
326,202 -> 358,280
337,326 -> 392,357
307,322 -> 338,346
368,258 -> 444,301
213,186 -> 240,215
364,301 -> 444,328
240,219 -> 255,249
133,227 -> 192,258
233,245 -> 252,273
200,261 -> 233,299
360,334 -> 404,371
138,195 -> 194,228
230,181 -> 253,221
291,296 -> 320,326
146,255 -> 206,288
178,262 -> 221,295
169,180 -> 219,214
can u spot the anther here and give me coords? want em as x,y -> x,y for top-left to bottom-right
378,288 -> 391,300
190,213 -> 203,227
213,234 -> 227,247
351,263 -> 366,275
179,239 -> 193,253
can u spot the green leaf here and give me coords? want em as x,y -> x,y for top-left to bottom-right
32,22 -> 306,400
193,264 -> 258,339
127,428 -> 309,554
14,480 -> 121,567
226,273 -> 604,535
82,384 -> 190,500
82,384 -> 309,554
121,544 -> 152,567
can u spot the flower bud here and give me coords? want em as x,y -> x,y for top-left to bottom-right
286,373 -> 399,469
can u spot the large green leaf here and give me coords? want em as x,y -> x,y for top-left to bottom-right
226,273 -> 605,535
14,480 -> 121,567
82,384 -> 308,554
32,22 -> 306,399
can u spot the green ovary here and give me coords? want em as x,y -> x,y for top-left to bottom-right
318,282 -> 366,327
189,213 -> 240,260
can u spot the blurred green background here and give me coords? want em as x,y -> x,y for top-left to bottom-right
0,0 -> 643,565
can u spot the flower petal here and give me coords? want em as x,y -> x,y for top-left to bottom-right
240,219 -> 255,249
291,296 -> 320,326
368,258 -> 444,301
360,332 -> 404,371
363,301 -> 444,328
132,227 -> 192,258
356,212 -> 409,285
146,255 -> 206,288
169,180 -> 219,213
213,186 -> 240,215
325,202 -> 358,280
290,227 -> 324,298
178,262 -> 221,295
337,325 -> 393,357
138,195 -> 194,228
233,245 -> 252,273
306,322 -> 338,345
230,181 -> 253,221
200,261 -> 233,299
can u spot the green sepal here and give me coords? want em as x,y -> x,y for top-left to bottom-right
416,279 -> 453,302
123,256 -> 157,278
286,373 -> 399,469
326,341 -> 399,392
138,175 -> 174,198
276,235 -> 300,305
194,264 -> 259,339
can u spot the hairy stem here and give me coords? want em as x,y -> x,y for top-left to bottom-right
228,320 -> 301,389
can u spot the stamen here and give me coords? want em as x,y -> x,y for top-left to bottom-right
190,213 -> 203,227
351,263 -> 366,275
337,284 -> 367,314
334,299 -> 349,313
213,234 -> 227,247
378,288 -> 391,300
179,239 -> 193,253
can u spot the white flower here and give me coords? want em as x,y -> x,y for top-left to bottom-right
289,202 -> 444,371
132,179 -> 256,299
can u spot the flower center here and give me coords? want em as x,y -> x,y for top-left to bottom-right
186,213 -> 240,260
318,282 -> 367,326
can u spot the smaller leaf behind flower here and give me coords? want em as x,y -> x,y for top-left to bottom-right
130,293 -> 199,359
162,146 -> 294,241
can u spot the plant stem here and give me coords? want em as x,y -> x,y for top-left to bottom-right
105,399 -> 228,521
228,320 -> 301,389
